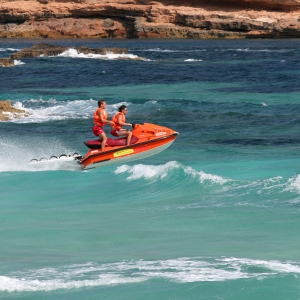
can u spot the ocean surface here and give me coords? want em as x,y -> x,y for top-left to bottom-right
1,38 -> 300,299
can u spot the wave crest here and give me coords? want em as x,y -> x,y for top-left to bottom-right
115,161 -> 229,184
1,257 -> 300,292
56,48 -> 150,61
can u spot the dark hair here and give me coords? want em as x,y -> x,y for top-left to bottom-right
118,105 -> 127,112
98,100 -> 105,107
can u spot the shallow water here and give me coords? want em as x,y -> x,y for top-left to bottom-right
1,38 -> 300,299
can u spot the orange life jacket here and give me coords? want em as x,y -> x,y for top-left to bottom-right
111,112 -> 125,131
94,108 -> 107,126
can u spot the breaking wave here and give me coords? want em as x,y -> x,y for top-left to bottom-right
1,257 -> 300,292
115,161 -> 229,184
184,59 -> 203,62
0,48 -> 20,52
13,60 -> 25,66
3,99 -> 133,123
55,48 -> 150,61
115,161 -> 300,208
131,48 -> 207,53
227,48 -> 293,53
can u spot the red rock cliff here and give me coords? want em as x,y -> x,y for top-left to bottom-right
0,0 -> 300,38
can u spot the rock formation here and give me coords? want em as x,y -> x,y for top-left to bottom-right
11,43 -> 128,59
0,0 -> 300,38
0,43 -> 131,66
0,58 -> 14,66
0,100 -> 29,121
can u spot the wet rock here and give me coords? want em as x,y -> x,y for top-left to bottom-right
0,100 -> 29,121
0,58 -> 14,67
75,46 -> 128,55
11,43 -> 128,59
11,43 -> 69,59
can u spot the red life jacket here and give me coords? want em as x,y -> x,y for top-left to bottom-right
94,108 -> 107,126
111,112 -> 125,131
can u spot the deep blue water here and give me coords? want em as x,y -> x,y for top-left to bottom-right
1,38 -> 300,299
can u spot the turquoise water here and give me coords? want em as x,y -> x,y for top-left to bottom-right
1,39 -> 300,299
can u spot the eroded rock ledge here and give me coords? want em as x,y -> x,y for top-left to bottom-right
0,58 -> 14,66
0,43 -> 130,66
0,100 -> 29,121
1,0 -> 300,39
11,43 -> 128,59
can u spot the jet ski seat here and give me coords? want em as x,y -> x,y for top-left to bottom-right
84,135 -> 139,149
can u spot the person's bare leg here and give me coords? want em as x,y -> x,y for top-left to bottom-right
117,129 -> 132,146
126,131 -> 132,146
99,132 -> 107,152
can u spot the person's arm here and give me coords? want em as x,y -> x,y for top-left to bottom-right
99,110 -> 114,125
117,114 -> 132,127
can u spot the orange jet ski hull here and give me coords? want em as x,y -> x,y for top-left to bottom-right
80,123 -> 178,170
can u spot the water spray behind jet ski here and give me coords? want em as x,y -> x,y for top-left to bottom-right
29,152 -> 82,164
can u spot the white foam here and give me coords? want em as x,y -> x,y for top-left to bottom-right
4,99 -> 131,124
13,101 -> 24,110
0,274 -> 143,292
0,47 -> 20,52
1,98 -> 160,124
285,175 -> 300,194
13,59 -> 25,66
223,257 -> 300,273
115,161 -> 228,184
132,48 -> 207,53
1,257 -> 300,292
0,136 -> 81,172
56,48 -> 150,61
231,48 -> 291,53
145,48 -> 177,52
226,176 -> 285,200
184,166 -> 228,184
184,59 -> 203,62
115,161 -> 181,180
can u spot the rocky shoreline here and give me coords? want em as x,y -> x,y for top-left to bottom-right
0,100 -> 29,121
11,43 -> 128,59
0,0 -> 300,39
0,43 -> 130,67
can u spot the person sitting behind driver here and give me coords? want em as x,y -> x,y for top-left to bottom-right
92,100 -> 114,152
110,105 -> 132,146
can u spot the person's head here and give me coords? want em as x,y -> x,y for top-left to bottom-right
118,105 -> 128,114
98,100 -> 106,108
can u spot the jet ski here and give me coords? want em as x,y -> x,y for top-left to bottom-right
80,123 -> 179,170
29,123 -> 178,170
